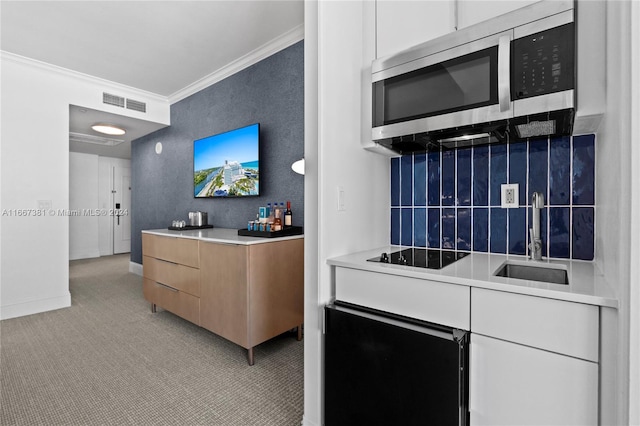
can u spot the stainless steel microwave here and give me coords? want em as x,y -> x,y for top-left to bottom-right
371,0 -> 578,154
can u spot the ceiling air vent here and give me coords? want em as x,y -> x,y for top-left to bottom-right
126,98 -> 146,113
103,92 -> 125,108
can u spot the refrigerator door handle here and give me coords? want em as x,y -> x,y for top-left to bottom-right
328,303 -> 460,342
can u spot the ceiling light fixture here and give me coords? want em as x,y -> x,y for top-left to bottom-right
91,123 -> 126,136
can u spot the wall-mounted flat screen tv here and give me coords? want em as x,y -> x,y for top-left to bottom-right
193,123 -> 260,198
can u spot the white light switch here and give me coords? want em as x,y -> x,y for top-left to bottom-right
37,200 -> 52,210
337,186 -> 346,211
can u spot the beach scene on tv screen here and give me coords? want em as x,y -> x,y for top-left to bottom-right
193,125 -> 259,197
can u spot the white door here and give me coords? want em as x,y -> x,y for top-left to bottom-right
113,165 -> 131,254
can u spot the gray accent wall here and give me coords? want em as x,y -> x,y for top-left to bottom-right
130,41 -> 304,264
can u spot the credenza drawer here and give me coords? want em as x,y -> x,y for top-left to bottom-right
143,256 -> 200,297
142,233 -> 199,268
143,278 -> 200,326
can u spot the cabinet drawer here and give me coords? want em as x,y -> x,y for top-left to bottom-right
471,288 -> 599,362
142,233 -> 199,268
143,256 -> 200,297
335,267 -> 470,330
143,278 -> 200,326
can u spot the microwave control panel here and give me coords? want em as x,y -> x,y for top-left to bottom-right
511,23 -> 575,100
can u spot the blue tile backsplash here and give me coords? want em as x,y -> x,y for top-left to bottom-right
390,135 -> 596,260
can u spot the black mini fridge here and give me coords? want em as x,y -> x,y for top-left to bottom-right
324,301 -> 469,426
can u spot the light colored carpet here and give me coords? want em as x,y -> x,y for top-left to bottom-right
0,254 -> 303,425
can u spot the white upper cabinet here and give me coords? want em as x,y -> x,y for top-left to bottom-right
375,1 -> 541,59
376,0 -> 455,59
457,0 -> 539,29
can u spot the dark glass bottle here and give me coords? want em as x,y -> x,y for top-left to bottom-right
284,201 -> 292,227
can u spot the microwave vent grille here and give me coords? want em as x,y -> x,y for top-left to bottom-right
515,120 -> 557,139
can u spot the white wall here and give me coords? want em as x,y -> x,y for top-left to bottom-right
69,152 -> 100,260
303,3 -> 320,423
303,1 -> 389,425
629,2 -> 640,422
0,53 -> 169,320
596,1 -> 639,423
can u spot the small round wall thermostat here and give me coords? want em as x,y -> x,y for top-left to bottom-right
155,142 -> 163,154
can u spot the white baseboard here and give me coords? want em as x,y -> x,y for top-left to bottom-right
301,415 -> 320,426
0,292 -> 71,320
129,261 -> 143,276
69,249 -> 101,261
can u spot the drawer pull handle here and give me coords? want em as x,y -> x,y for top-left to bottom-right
156,282 -> 178,292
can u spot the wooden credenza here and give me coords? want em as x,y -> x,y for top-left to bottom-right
142,234 -> 201,325
142,229 -> 303,365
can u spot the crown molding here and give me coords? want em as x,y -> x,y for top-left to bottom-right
2,22 -> 303,107
168,23 -> 304,105
0,50 -> 170,104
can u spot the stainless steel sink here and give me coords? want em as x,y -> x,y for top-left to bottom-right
494,262 -> 569,285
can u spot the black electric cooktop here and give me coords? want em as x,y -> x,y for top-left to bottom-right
367,248 -> 469,270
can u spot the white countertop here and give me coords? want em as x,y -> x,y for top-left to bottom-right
327,247 -> 618,308
142,227 -> 304,245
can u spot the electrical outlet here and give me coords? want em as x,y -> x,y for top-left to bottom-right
505,188 -> 515,204
501,184 -> 519,208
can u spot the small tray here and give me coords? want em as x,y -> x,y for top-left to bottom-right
237,226 -> 303,238
168,224 -> 213,231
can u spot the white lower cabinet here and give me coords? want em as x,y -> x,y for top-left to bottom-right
332,268 -> 602,425
470,288 -> 599,426
470,334 -> 598,426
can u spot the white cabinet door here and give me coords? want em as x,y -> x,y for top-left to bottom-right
376,0 -> 454,59
457,0 -> 538,29
470,334 -> 598,426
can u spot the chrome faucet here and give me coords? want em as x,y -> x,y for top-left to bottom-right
529,192 -> 545,261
